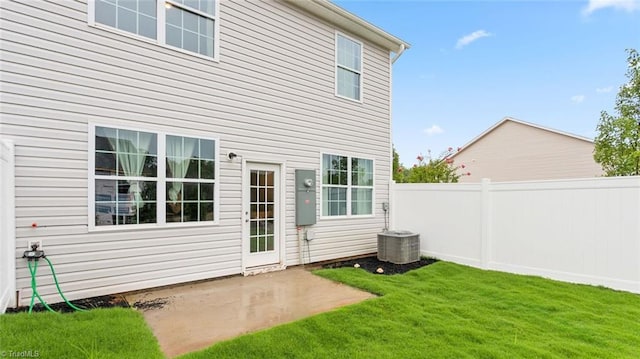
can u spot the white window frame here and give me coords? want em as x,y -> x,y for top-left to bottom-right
320,152 -> 374,219
87,0 -> 220,62
335,31 -> 364,103
88,123 -> 220,231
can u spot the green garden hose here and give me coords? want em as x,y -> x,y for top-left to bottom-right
43,257 -> 86,312
26,257 -> 86,313
27,260 -> 55,313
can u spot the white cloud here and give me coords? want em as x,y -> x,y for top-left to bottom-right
596,86 -> 613,93
582,0 -> 639,15
571,95 -> 586,103
455,30 -> 492,50
424,125 -> 444,136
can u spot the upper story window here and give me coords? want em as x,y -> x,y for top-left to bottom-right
335,32 -> 363,101
321,154 -> 373,217
90,0 -> 218,59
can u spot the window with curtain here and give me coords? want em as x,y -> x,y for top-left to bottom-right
92,125 -> 217,228
92,0 -> 218,59
166,135 -> 215,223
95,126 -> 158,226
322,154 -> 373,217
336,32 -> 362,101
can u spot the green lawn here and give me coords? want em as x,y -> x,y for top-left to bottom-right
182,262 -> 640,359
0,308 -> 163,359
2,262 -> 639,358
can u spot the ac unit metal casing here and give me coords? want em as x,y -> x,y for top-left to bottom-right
377,231 -> 420,264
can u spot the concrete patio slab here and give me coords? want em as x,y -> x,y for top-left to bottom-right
125,267 -> 375,358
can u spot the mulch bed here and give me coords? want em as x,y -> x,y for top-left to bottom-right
323,256 -> 438,275
5,295 -> 130,314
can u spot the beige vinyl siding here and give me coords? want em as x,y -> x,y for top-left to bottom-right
0,0 -> 391,305
454,120 -> 603,183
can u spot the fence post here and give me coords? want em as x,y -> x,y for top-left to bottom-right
637,177 -> 640,294
0,140 -> 16,313
388,180 -> 395,230
480,178 -> 491,269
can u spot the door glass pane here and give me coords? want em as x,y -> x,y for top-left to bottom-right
250,237 -> 257,253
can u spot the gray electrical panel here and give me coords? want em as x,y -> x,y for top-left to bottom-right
295,169 -> 317,226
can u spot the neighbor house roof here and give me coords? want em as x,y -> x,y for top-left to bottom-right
452,116 -> 594,158
283,0 -> 411,56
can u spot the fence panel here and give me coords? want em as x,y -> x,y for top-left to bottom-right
391,177 -> 640,294
391,183 -> 484,267
0,140 -> 16,313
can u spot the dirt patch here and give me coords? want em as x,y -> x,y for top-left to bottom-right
5,295 -> 130,314
132,297 -> 170,311
323,256 -> 438,275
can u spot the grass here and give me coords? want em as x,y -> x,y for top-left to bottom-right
181,262 -> 640,359
0,308 -> 163,359
2,262 -> 639,358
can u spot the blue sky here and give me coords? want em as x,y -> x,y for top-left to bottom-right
334,0 -> 640,165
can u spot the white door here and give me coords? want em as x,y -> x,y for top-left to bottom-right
244,163 -> 280,268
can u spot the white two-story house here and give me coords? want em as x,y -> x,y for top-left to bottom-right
0,0 -> 409,309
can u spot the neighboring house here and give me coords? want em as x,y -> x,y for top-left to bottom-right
452,117 -> 603,182
0,0 -> 409,307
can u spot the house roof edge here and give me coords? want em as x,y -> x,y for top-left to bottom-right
283,0 -> 411,54
452,116 -> 595,158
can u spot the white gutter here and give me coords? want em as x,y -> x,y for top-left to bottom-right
391,44 -> 406,64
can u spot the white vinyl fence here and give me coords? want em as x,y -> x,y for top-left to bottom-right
1,140 -> 16,313
391,177 -> 640,294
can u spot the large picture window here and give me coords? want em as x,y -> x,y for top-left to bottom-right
322,154 -> 373,217
92,125 -> 217,228
90,0 -> 218,59
336,32 -> 363,101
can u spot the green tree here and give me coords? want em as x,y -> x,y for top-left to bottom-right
405,148 -> 468,183
594,48 -> 640,176
392,146 -> 406,183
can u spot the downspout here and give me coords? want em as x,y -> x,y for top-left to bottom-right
391,44 -> 406,64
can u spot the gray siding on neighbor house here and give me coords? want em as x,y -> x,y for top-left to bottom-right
0,0 -> 392,305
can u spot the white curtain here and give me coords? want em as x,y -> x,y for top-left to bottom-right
108,130 -> 154,209
352,159 -> 373,215
167,136 -> 196,204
